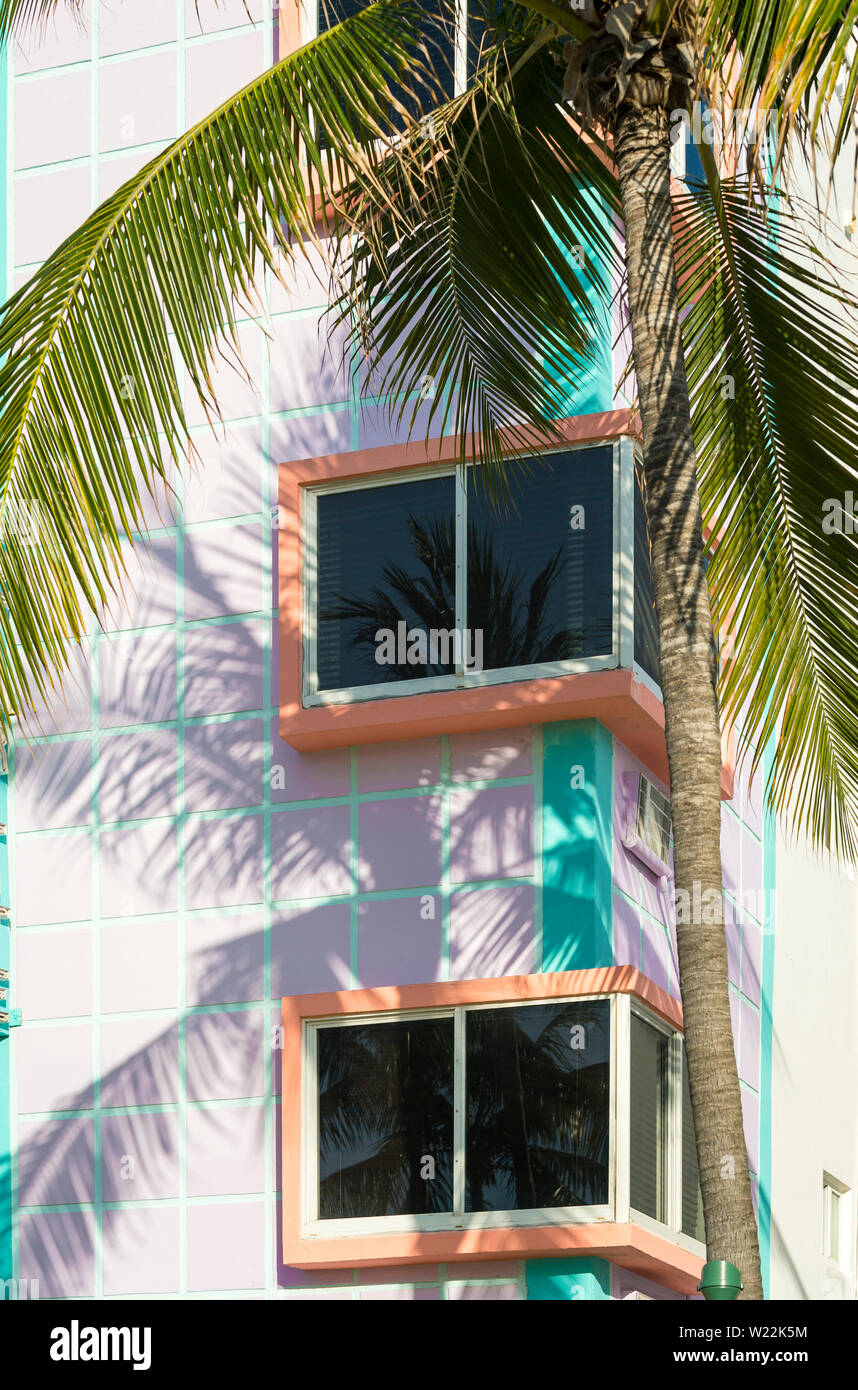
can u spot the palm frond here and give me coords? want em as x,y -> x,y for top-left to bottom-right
700,0 -> 858,171
0,0 -> 80,40
337,15 -> 622,492
676,169 -> 858,858
0,0 -> 450,728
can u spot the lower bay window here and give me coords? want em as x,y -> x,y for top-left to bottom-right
315,999 -> 610,1225
292,979 -> 705,1261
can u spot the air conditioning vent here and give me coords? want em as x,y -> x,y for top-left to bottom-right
636,775 -> 672,866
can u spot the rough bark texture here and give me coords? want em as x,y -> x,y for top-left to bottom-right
614,102 -> 763,1300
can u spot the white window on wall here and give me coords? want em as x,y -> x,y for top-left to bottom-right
636,776 -> 672,866
823,1174 -> 851,1265
823,1179 -> 842,1262
822,1173 -> 856,1299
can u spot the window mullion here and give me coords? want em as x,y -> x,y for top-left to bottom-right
305,1023 -> 318,1225
614,993 -> 631,1223
453,1005 -> 466,1216
455,0 -> 468,95
668,1034 -> 683,1233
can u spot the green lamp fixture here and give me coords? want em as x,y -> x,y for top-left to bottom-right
697,1260 -> 744,1301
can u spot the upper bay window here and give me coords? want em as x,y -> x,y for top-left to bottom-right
303,439 -> 659,705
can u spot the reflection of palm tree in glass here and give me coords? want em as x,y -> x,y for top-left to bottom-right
317,1003 -> 609,1220
466,1003 -> 610,1212
321,514 -> 582,679
318,1019 -> 454,1219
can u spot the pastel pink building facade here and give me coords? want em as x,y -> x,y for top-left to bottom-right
0,2 -> 854,1305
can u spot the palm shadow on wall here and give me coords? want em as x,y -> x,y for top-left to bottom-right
4,469 -> 583,1291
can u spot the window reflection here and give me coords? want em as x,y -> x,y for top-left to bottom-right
465,1000 -> 610,1211
467,448 -> 614,669
630,1014 -> 669,1222
318,1017 -> 454,1219
317,446 -> 615,692
317,476 -> 456,691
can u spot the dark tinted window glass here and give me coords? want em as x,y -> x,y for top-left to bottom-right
319,1 -> 454,128
467,0 -> 503,80
634,469 -> 660,682
681,1049 -> 706,1241
316,475 -> 455,690
467,446 -> 614,671
630,1013 -> 669,1221
318,1017 -> 454,1219
465,1000 -> 610,1211
320,0 -> 367,19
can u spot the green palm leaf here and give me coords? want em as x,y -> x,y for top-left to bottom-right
699,0 -> 858,169
337,16 -> 621,489
676,170 -> 858,857
0,0 -> 80,37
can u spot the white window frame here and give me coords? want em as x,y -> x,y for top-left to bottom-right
823,1173 -> 851,1267
302,436 -> 652,707
300,990 -> 705,1256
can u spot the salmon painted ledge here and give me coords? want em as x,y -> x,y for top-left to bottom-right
282,1223 -> 703,1295
280,966 -> 703,1294
277,410 -> 735,796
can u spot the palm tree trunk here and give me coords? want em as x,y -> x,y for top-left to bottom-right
613,101 -> 763,1300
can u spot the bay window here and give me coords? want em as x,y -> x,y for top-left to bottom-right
299,988 -> 704,1249
303,438 -> 659,705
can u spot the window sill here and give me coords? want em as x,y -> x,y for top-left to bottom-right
283,1219 -> 703,1294
284,663 -> 668,767
280,668 -> 734,798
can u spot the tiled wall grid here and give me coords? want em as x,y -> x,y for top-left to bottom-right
2,1 -> 767,1299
